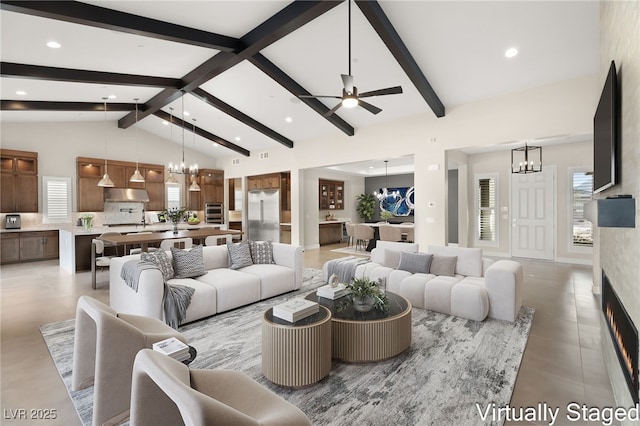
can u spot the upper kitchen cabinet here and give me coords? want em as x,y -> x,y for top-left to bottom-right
76,157 -> 165,212
187,169 -> 224,211
319,179 -> 344,210
1,149 -> 38,213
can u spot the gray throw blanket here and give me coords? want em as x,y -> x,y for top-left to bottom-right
120,260 -> 194,329
325,256 -> 370,284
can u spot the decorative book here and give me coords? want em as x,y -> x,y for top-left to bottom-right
273,299 -> 319,322
317,283 -> 349,300
153,337 -> 190,361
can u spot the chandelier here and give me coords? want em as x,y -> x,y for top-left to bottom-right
511,142 -> 542,174
167,92 -> 198,181
374,160 -> 399,200
188,118 -> 201,192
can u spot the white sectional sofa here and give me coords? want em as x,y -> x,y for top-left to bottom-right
110,243 -> 304,325
350,241 -> 523,322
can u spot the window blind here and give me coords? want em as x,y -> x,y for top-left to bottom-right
43,176 -> 71,223
571,172 -> 593,247
478,177 -> 496,242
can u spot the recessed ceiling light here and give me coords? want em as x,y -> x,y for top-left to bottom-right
285,116 -> 293,123
213,142 -> 219,147
235,136 -> 241,141
108,94 -> 117,99
162,120 -> 169,126
184,111 -> 190,117
46,41 -> 61,49
16,90 -> 27,96
505,47 -> 518,58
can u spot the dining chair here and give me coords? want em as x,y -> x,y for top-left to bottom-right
379,225 -> 403,242
353,224 -> 374,251
160,238 -> 193,251
405,227 -> 415,243
98,231 -> 121,256
127,231 -> 159,255
129,349 -> 311,426
91,239 -> 113,289
204,235 -> 232,246
345,222 -> 355,247
72,296 -> 186,426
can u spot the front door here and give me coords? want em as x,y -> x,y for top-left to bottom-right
510,167 -> 555,260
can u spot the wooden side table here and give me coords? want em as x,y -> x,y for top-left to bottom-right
262,305 -> 332,388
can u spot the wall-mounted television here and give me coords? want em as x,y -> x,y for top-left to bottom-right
593,60 -> 620,194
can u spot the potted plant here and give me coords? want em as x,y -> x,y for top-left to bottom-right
356,193 -> 376,222
380,210 -> 394,222
162,207 -> 186,234
347,277 -> 388,312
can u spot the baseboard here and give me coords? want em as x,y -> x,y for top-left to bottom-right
556,257 -> 593,266
305,243 -> 320,251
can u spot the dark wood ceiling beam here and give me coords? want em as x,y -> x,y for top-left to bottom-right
249,54 -> 355,136
0,1 -> 241,52
118,1 -> 342,131
190,88 -> 294,149
355,0 -> 445,118
153,110 -> 250,158
1,62 -> 181,88
1,100 -> 135,112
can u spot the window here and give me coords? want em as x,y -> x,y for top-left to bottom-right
166,185 -> 181,210
475,174 -> 498,244
42,176 -> 72,223
570,169 -> 593,249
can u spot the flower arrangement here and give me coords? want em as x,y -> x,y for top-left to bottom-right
80,213 -> 94,230
163,207 -> 186,225
380,210 -> 394,221
347,276 -> 389,312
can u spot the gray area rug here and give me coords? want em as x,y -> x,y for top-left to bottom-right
40,268 -> 534,426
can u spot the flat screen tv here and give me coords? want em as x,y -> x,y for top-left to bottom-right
593,60 -> 619,194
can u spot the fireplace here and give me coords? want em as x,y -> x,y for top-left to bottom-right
602,271 -> 639,403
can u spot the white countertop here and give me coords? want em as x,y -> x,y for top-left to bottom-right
3,223 -> 225,236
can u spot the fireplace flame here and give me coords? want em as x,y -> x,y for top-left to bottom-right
606,304 -> 635,378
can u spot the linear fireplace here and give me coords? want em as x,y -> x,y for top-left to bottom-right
602,271 -> 639,403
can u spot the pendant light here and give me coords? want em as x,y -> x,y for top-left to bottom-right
165,107 -> 179,184
188,117 -> 201,192
97,97 -> 114,187
374,160 -> 398,199
511,142 -> 542,174
129,98 -> 145,182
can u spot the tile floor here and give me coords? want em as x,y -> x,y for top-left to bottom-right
0,243 -> 617,426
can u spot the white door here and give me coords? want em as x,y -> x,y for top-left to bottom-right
511,168 -> 555,260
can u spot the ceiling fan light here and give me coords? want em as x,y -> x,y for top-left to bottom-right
342,97 -> 358,109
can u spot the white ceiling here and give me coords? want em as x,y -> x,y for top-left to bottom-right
0,1 -> 599,175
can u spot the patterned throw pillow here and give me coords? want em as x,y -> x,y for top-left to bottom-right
170,245 -> 207,279
429,255 -> 457,277
227,240 -> 253,270
249,240 -> 275,264
141,250 -> 174,280
397,252 -> 433,274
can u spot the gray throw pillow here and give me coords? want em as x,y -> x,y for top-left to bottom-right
227,240 -> 253,270
397,252 -> 433,274
141,250 -> 174,280
171,245 -> 207,278
382,249 -> 402,269
429,255 -> 457,277
249,240 -> 275,264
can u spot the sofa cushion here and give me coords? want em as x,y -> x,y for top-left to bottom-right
429,255 -> 457,277
141,250 -> 174,280
371,241 -> 419,264
450,282 -> 489,321
165,277 -> 217,324
397,252 -> 433,274
196,269 -> 260,313
428,245 -> 483,277
227,240 -> 253,270
249,240 -> 275,265
240,264 -> 295,299
201,245 -> 229,270
382,249 -> 402,268
171,245 -> 207,279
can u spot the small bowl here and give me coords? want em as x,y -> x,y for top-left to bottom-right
187,220 -> 201,226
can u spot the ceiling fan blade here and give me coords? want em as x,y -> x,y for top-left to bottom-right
359,86 -> 403,98
299,95 -> 342,99
341,74 -> 354,94
358,99 -> 382,115
324,102 -> 343,117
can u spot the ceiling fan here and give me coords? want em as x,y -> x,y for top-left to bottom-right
299,0 -> 403,117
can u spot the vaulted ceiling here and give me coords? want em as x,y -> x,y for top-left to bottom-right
1,1 -> 599,161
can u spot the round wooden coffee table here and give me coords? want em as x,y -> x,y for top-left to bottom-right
305,291 -> 412,363
262,305 -> 332,387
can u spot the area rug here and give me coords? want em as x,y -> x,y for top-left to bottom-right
40,268 -> 534,426
330,246 -> 371,257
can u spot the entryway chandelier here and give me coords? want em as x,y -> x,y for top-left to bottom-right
511,142 -> 542,174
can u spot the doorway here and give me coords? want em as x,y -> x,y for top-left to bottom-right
510,167 -> 555,260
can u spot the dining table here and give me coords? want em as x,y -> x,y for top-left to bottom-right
364,222 -> 415,251
97,227 -> 242,252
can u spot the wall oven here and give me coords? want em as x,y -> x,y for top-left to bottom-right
205,203 -> 224,224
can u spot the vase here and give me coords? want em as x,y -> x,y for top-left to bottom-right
81,217 -> 92,231
353,294 -> 375,312
172,222 -> 179,235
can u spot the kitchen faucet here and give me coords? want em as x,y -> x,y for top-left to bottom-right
141,208 -> 146,228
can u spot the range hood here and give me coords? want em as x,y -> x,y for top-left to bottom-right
104,188 -> 150,203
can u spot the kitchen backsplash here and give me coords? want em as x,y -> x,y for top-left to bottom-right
103,202 -> 145,225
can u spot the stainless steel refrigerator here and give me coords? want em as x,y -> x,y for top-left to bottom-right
248,189 -> 280,242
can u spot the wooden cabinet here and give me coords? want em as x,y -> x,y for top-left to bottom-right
187,169 -> 224,211
319,222 -> 343,245
319,179 -> 344,211
281,173 -> 291,211
280,224 -> 291,244
0,233 -> 20,263
1,149 -> 38,213
247,173 -> 281,191
1,231 -> 59,264
77,157 -> 165,212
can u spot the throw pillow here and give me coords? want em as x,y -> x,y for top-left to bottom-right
429,255 -> 457,277
227,240 -> 253,270
382,249 -> 402,269
171,245 -> 207,279
249,240 -> 275,264
397,252 -> 433,274
141,250 -> 174,280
